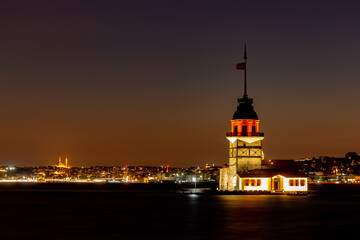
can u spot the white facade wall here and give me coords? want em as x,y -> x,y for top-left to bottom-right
283,177 -> 308,192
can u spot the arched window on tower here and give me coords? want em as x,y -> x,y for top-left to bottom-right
242,126 -> 247,136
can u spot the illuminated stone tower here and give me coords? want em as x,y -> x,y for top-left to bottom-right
220,46 -> 264,191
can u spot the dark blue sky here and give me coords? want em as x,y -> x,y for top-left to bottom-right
1,0 -> 360,166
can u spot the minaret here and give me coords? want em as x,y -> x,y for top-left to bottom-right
225,46 -> 264,191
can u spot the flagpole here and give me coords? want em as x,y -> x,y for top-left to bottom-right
243,44 -> 247,98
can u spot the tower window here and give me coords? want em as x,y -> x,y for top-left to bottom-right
252,126 -> 256,133
242,126 -> 247,136
234,126 -> 238,134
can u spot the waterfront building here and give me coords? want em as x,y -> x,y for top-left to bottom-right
219,47 -> 308,194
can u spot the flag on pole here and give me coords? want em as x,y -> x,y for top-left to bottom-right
236,62 -> 246,70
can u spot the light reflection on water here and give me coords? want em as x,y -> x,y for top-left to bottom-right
0,184 -> 359,239
186,186 -> 360,240
211,195 -> 312,239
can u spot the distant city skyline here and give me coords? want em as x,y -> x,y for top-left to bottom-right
1,1 -> 360,167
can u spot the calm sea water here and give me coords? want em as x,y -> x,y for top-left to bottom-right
0,183 -> 359,240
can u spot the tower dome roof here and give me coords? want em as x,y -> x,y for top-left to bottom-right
232,97 -> 258,120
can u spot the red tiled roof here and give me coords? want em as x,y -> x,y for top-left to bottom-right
262,160 -> 296,167
237,169 -> 306,178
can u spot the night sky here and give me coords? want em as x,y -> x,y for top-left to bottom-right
1,1 -> 360,167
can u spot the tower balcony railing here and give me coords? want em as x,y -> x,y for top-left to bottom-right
226,132 -> 264,137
